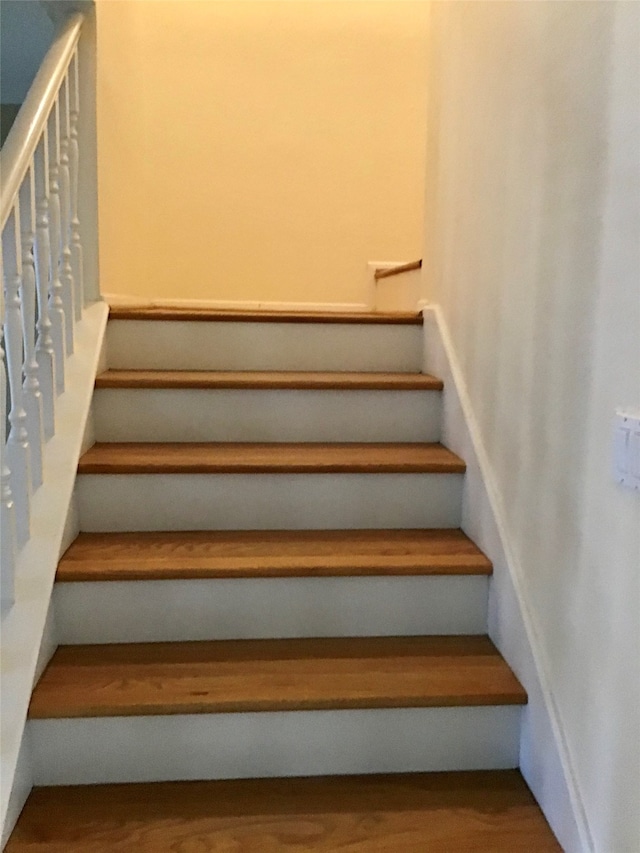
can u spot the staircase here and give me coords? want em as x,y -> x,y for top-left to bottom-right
8,307 -> 560,850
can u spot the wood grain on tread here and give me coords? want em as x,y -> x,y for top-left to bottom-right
77,442 -> 466,474
95,369 -> 443,390
57,529 -> 492,582
108,306 -> 423,324
28,636 -> 526,719
6,771 -> 561,852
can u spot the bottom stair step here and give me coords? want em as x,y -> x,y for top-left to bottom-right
7,771 -> 561,852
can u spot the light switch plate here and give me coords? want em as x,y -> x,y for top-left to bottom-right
613,409 -> 640,490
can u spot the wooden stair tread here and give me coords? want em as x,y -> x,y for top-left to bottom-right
29,636 -> 526,719
95,369 -> 443,390
57,529 -> 492,581
6,771 -> 561,852
109,305 -> 423,324
77,442 -> 466,474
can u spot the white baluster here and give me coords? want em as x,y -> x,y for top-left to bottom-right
1,252 -> 17,608
47,101 -> 66,393
70,51 -> 83,318
59,76 -> 75,355
33,130 -> 57,438
19,170 -> 45,489
2,206 -> 31,546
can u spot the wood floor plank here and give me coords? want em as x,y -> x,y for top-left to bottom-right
56,529 -> 492,581
95,369 -> 443,390
77,442 -> 466,474
6,771 -> 561,852
108,306 -> 423,324
28,636 -> 526,719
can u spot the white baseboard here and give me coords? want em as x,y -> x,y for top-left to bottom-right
0,728 -> 32,849
422,305 -> 592,853
0,302 -> 109,842
102,293 -> 371,313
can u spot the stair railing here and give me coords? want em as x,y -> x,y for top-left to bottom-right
1,12 -> 89,609
374,259 -> 423,280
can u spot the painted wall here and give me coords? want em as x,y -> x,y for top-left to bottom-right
0,1 -> 54,103
96,0 -> 429,307
423,3 -> 640,851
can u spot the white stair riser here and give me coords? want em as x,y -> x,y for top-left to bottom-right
107,321 -> 423,372
93,388 -> 442,443
54,576 -> 488,644
76,473 -> 463,531
29,706 -> 521,786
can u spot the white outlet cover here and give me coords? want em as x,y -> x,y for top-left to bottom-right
613,409 -> 640,490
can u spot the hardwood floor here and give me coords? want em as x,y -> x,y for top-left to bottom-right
56,528 -> 493,581
77,442 -> 466,474
7,771 -> 561,852
28,636 -> 526,719
95,369 -> 444,390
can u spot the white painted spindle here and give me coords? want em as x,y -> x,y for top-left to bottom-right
33,133 -> 56,439
18,170 -> 44,489
0,250 -> 17,607
47,102 -> 66,392
69,51 -> 83,319
2,206 -> 31,546
59,76 -> 75,355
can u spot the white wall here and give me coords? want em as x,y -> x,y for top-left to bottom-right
423,3 -> 640,851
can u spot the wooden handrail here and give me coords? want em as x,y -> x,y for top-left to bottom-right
374,259 -> 422,281
0,13 -> 83,230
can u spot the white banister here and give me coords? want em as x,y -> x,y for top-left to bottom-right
19,169 -> 45,489
34,134 -> 56,439
0,14 -> 83,231
0,11 -> 90,611
2,205 -> 32,546
47,100 -> 67,390
0,251 -> 17,607
69,52 -> 83,319
59,74 -> 75,356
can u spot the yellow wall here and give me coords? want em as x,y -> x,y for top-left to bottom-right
96,1 -> 429,307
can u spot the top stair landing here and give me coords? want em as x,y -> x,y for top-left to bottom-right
106,306 -> 425,372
